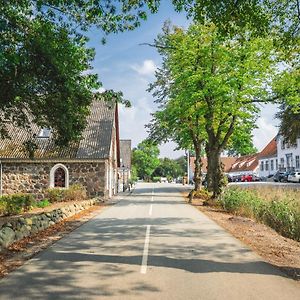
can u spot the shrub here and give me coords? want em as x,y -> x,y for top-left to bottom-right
64,184 -> 87,201
46,185 -> 87,203
34,199 -> 51,208
46,188 -> 66,203
0,193 -> 35,216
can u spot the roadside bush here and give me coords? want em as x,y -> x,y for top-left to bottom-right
0,193 -> 35,216
152,177 -> 161,183
260,200 -> 300,241
46,185 -> 87,203
34,199 -> 51,208
220,187 -> 300,241
46,188 -> 66,203
64,184 -> 87,201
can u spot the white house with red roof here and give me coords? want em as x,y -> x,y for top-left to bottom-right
258,137 -> 278,177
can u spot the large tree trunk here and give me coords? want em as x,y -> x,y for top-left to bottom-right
206,143 -> 223,199
193,144 -> 202,192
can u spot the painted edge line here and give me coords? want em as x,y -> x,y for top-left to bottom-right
140,225 -> 151,274
149,204 -> 153,216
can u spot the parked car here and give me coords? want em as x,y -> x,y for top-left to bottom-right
231,175 -> 242,182
273,171 -> 285,182
241,174 -> 253,182
287,172 -> 300,183
252,175 -> 262,182
281,170 -> 295,182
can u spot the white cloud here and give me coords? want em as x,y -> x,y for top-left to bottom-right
131,59 -> 157,76
253,117 -> 278,151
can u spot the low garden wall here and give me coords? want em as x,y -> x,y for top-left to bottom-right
0,199 -> 99,251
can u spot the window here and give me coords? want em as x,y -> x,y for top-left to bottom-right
270,160 -> 274,171
276,159 -> 278,170
50,164 -> 69,188
260,161 -> 264,171
281,140 -> 285,150
54,168 -> 65,187
38,128 -> 51,138
280,157 -> 284,167
265,161 -> 269,171
296,156 -> 300,169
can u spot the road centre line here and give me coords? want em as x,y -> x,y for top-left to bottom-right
149,204 -> 153,216
140,225 -> 151,274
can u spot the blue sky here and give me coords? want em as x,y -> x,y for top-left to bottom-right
87,1 -> 279,158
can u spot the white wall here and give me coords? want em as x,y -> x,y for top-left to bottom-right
258,156 -> 278,177
277,136 -> 300,171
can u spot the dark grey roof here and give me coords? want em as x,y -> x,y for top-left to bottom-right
119,139 -> 131,169
0,100 -> 116,160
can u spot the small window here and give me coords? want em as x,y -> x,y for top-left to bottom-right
54,167 -> 66,187
38,128 -> 51,138
265,161 -> 269,171
270,160 -> 274,171
50,164 -> 69,188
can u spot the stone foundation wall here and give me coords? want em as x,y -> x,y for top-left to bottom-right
1,161 -> 107,198
0,199 -> 99,251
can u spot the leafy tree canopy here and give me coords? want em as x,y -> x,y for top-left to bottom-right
132,140 -> 160,180
152,157 -> 185,179
148,22 -> 277,195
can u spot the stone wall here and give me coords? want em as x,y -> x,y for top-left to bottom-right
0,199 -> 99,251
1,161 -> 108,198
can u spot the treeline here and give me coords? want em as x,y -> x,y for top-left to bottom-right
131,140 -> 186,181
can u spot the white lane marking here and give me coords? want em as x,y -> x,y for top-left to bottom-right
140,225 -> 151,274
149,204 -> 153,216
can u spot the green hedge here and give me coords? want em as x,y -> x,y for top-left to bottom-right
220,187 -> 300,241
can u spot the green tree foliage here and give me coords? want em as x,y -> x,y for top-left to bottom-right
274,59 -> 300,143
132,140 -> 160,181
0,0 -> 160,145
152,157 -> 185,179
148,22 -> 276,197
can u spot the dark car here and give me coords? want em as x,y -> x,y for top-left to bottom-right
273,171 -> 285,182
282,170 -> 295,182
252,175 -> 262,182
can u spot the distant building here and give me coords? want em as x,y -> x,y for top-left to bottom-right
227,154 -> 259,176
258,137 -> 278,177
119,139 -> 132,191
276,136 -> 300,172
189,156 -> 237,181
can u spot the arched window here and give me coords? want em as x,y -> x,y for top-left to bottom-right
54,167 -> 65,187
50,164 -> 69,188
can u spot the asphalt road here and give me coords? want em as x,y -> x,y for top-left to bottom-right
0,183 -> 299,300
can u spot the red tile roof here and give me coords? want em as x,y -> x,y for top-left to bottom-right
190,157 -> 237,173
227,153 -> 259,173
259,137 -> 277,158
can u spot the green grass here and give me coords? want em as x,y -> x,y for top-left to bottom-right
220,187 -> 300,242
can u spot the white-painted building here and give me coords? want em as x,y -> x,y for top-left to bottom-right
276,136 -> 300,171
258,137 -> 278,177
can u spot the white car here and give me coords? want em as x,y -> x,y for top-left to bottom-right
287,172 -> 300,183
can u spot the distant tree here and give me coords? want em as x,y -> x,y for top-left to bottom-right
152,157 -> 185,179
132,140 -> 160,181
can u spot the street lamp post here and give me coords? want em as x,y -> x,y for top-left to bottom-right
122,164 -> 126,192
